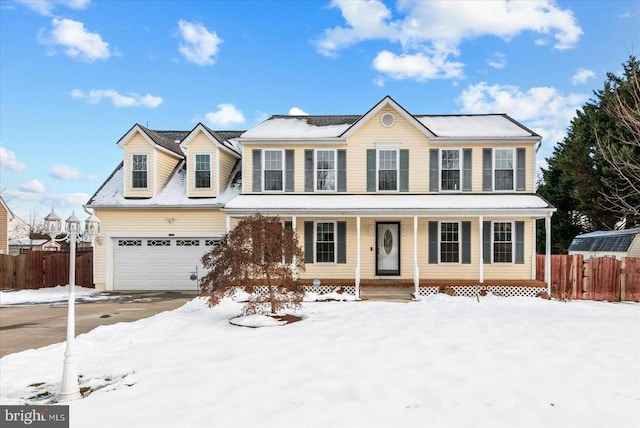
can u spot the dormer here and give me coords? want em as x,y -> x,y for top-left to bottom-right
180,124 -> 242,198
116,125 -> 185,198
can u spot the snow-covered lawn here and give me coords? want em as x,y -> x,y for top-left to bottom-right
0,285 -> 116,305
1,294 -> 638,428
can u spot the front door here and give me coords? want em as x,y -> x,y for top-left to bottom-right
376,222 -> 400,276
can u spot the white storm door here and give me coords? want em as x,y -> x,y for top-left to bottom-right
376,222 -> 400,275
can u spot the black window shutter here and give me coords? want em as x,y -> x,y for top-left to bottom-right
428,221 -> 438,264
483,221 -> 491,264
399,149 -> 409,192
516,148 -> 526,191
337,150 -> 347,192
337,221 -> 347,263
429,149 -> 439,192
366,149 -> 376,192
304,221 -> 314,263
515,221 -> 525,264
304,150 -> 314,192
462,221 -> 471,264
482,148 -> 492,191
252,149 -> 262,192
463,149 -> 472,191
285,149 -> 294,192
284,221 -> 293,264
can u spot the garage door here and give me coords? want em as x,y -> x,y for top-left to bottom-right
113,237 -> 218,291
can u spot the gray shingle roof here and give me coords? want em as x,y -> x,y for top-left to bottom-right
139,126 -> 189,156
569,228 -> 640,252
269,115 -> 361,127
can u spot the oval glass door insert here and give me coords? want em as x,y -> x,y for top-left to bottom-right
383,229 -> 393,254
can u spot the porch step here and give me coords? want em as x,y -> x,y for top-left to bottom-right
359,286 -> 414,302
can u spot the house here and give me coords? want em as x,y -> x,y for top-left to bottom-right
87,96 -> 555,297
568,228 -> 640,260
8,238 -> 62,255
0,196 -> 12,254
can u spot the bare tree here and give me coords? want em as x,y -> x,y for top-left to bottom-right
597,59 -> 640,222
200,213 -> 305,315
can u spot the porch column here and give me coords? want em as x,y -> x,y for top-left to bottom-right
355,216 -> 361,299
291,216 -> 297,279
531,218 -> 537,280
413,216 -> 419,296
478,215 -> 484,283
545,213 -> 551,295
226,215 -> 231,233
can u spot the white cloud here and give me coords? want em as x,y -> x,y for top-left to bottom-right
16,0 -> 90,16
177,20 -> 222,66
70,89 -> 163,108
373,76 -> 385,87
316,0 -> 582,82
457,82 -> 588,160
0,147 -> 26,172
373,50 -> 464,81
289,107 -> 308,115
49,163 -> 82,180
39,18 -> 110,62
19,179 -> 45,193
487,53 -> 506,69
203,104 -> 245,127
571,68 -> 596,85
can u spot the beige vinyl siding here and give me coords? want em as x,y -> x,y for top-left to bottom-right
187,132 -> 217,197
93,208 -> 228,290
123,134 -> 154,198
627,237 -> 640,257
0,204 -> 8,254
347,106 -> 430,193
156,150 -> 180,192
218,149 -> 237,193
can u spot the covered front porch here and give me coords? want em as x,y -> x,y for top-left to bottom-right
222,194 -> 556,299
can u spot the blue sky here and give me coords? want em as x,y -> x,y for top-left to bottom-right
1,0 -> 638,224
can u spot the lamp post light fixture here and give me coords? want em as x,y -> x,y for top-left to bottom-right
43,208 -> 100,402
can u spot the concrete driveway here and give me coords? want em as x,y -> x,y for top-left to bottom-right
0,293 -> 195,357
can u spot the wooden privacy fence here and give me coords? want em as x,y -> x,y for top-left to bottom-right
536,255 -> 640,301
0,250 -> 93,290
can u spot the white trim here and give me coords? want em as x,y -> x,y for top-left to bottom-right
380,112 -> 395,127
491,220 -> 515,264
314,149 -> 337,192
545,214 -> 551,294
313,221 -> 337,264
479,215 -> 484,283
376,148 -> 399,192
130,153 -> 149,190
439,148 -> 463,192
413,216 -> 419,295
356,216 -> 361,298
532,219 -> 537,280
262,149 -> 285,192
216,147 -> 221,194
493,148 -> 516,192
437,220 -> 462,264
193,153 -> 213,190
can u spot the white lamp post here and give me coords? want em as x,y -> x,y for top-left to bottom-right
44,208 -> 100,402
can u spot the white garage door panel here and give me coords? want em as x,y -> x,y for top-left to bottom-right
114,238 -> 211,291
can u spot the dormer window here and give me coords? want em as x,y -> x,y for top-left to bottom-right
195,154 -> 211,188
132,154 -> 148,189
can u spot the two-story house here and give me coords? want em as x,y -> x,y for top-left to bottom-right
87,96 -> 555,297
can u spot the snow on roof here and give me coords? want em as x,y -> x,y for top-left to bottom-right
241,117 -> 354,139
223,194 -> 554,215
9,239 -> 49,246
417,115 -> 536,138
87,162 -> 241,208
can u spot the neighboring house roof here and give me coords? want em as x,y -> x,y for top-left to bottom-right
239,95 -> 540,141
87,159 -> 242,208
223,194 -> 554,216
568,228 -> 640,252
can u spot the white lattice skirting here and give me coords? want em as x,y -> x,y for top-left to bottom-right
250,285 -> 357,296
418,286 -> 546,298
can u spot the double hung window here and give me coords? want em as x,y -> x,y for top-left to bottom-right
378,149 -> 398,191
316,150 -> 336,191
441,149 -> 461,191
493,222 -> 513,263
132,154 -> 147,189
315,222 -> 336,263
264,150 -> 284,191
439,222 -> 460,263
494,149 -> 514,191
195,154 -> 211,188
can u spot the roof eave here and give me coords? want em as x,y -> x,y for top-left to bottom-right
430,136 -> 541,143
223,207 -> 556,217
237,137 -> 347,144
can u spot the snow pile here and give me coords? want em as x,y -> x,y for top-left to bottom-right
0,285 -> 113,305
1,296 -> 638,427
